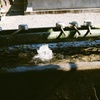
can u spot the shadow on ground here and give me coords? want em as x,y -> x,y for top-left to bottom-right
0,67 -> 100,100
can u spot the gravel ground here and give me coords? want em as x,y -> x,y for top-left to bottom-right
0,13 -> 100,30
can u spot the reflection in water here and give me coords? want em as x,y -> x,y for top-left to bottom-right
2,64 -> 60,72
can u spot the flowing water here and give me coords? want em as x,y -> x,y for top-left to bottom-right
0,40 -> 100,73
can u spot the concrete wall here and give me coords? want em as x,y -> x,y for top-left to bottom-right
26,0 -> 100,11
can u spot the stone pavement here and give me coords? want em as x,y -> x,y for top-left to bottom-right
0,13 -> 100,30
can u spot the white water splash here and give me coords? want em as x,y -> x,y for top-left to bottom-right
33,44 -> 53,62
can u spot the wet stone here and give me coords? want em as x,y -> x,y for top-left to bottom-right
97,48 -> 100,52
81,56 -> 91,62
89,54 -> 100,61
18,52 -> 29,58
56,54 -> 65,59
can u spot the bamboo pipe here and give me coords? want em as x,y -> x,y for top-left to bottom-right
0,28 -> 100,46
